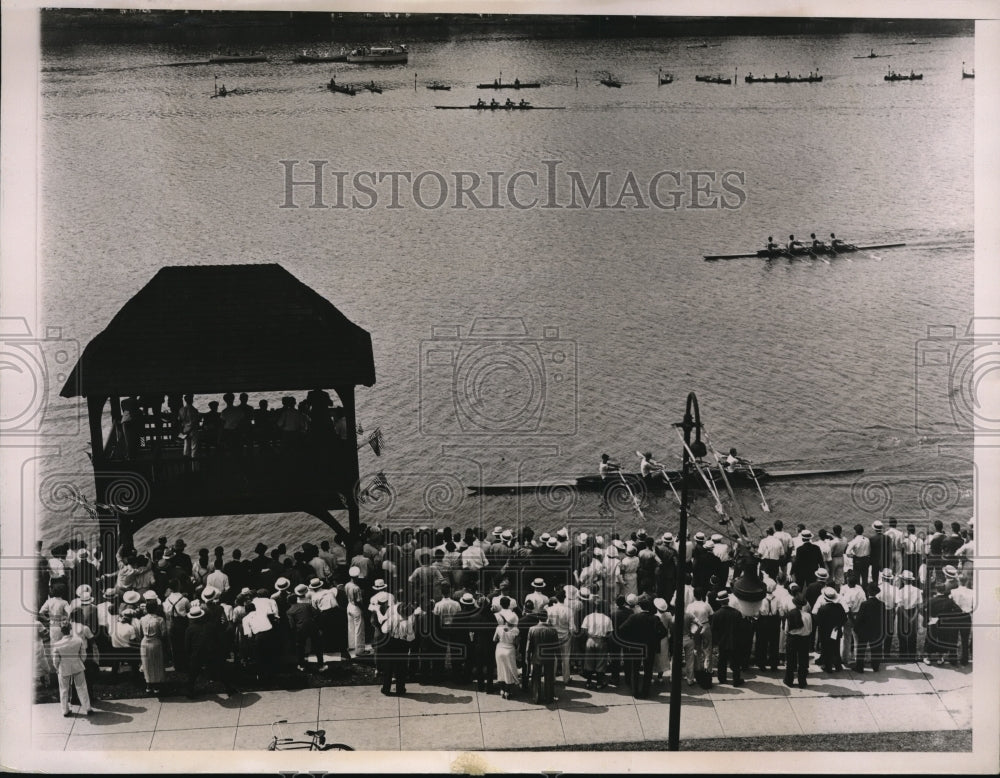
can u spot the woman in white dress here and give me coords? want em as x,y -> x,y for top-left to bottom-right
619,545 -> 640,598
493,614 -> 520,699
653,597 -> 673,683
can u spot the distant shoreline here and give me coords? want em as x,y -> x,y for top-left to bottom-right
41,10 -> 973,48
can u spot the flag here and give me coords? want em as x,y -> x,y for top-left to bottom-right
359,471 -> 390,504
368,427 -> 384,456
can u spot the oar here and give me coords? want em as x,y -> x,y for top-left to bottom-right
672,428 -> 725,514
705,437 -> 751,523
634,451 -> 682,505
606,456 -> 644,519
743,458 -> 770,512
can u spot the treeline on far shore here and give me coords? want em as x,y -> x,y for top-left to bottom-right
42,9 -> 973,48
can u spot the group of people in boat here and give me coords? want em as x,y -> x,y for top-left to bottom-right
476,97 -> 530,109
765,233 -> 851,255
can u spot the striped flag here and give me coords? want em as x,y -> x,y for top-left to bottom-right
368,427 -> 384,456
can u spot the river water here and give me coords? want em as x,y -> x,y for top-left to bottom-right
35,29 -> 976,552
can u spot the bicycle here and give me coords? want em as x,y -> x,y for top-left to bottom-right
266,719 -> 354,751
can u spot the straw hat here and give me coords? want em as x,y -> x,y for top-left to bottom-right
275,577 -> 290,591
308,578 -> 324,590
460,593 -> 475,606
201,586 -> 219,601
800,530 -> 813,540
188,605 -> 205,619
372,579 -> 387,591
75,585 -> 92,597
815,569 -> 829,581
294,583 -> 309,597
694,532 -> 706,542
822,587 -> 838,602
122,590 -> 141,605
349,565 -> 361,578
531,578 -> 546,589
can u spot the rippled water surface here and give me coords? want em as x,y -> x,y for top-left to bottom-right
37,30 -> 975,550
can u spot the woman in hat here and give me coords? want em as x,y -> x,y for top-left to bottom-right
618,544 -> 639,598
110,605 -> 142,679
493,612 -> 520,699
344,566 -> 367,656
139,597 -> 168,695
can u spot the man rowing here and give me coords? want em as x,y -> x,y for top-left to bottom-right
829,233 -> 849,252
724,448 -> 749,473
810,233 -> 828,252
599,454 -> 622,479
786,234 -> 806,255
476,98 -> 486,107
640,452 -> 667,485
765,236 -> 780,255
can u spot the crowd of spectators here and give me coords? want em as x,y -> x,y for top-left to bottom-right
35,515 -> 975,714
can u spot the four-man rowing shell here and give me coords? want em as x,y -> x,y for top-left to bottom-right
467,466 -> 864,495
704,242 -> 905,261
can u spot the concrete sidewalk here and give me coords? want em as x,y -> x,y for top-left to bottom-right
31,662 -> 971,751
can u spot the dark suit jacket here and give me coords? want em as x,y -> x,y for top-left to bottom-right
710,604 -> 743,650
527,622 -> 560,666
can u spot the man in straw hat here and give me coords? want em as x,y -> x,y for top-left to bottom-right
792,530 -> 826,587
51,623 -> 94,716
183,603 -> 236,697
525,607 -> 559,704
710,590 -> 744,687
288,583 -> 325,672
895,569 -> 923,660
814,586 -> 846,673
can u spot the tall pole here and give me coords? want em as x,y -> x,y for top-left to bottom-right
669,391 -> 704,751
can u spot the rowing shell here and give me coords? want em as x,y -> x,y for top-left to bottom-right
435,105 -> 566,110
466,466 -> 864,495
704,242 -> 905,261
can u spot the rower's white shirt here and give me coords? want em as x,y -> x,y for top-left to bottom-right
599,462 -> 618,478
640,458 -> 660,477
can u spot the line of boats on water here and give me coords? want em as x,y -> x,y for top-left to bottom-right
208,44 -> 409,65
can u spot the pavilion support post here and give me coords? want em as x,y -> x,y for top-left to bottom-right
86,395 -> 107,470
334,385 -> 361,543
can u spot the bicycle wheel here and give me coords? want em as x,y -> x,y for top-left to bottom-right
320,743 -> 354,751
